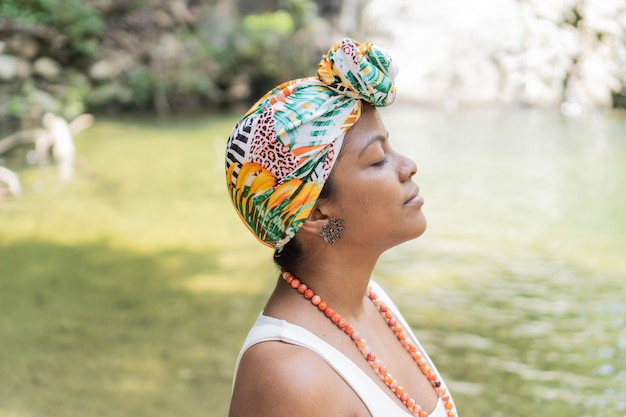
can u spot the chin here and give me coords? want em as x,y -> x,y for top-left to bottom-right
411,226 -> 427,240
411,214 -> 427,239
396,218 -> 427,245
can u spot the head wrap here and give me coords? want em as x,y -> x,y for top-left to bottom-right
225,38 -> 398,249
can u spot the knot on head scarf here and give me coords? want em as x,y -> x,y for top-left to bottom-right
225,38 -> 398,249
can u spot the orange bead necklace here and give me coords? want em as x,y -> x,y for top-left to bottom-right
282,271 -> 456,417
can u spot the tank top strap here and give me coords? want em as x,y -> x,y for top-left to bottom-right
232,280 -> 452,417
232,313 -> 409,417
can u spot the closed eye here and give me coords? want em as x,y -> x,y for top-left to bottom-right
372,157 -> 388,167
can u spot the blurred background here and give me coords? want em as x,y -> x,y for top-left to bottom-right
0,1 -> 625,416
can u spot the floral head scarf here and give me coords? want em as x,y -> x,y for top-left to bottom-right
225,38 -> 398,249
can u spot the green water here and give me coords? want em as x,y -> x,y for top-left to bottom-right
373,106 -> 626,416
1,106 -> 624,417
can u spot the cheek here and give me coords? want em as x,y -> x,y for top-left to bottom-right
330,165 -> 396,220
341,184 -> 388,219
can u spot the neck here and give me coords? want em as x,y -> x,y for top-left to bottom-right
276,245 -> 382,319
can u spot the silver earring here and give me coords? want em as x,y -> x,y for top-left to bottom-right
320,218 -> 344,245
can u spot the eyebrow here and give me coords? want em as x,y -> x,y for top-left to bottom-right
359,132 -> 389,157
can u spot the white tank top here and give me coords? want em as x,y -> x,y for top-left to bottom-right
232,281 -> 458,417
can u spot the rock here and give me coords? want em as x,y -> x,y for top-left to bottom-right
155,33 -> 184,60
89,52 -> 136,80
7,33 -> 40,59
16,59 -> 31,78
169,0 -> 196,25
89,60 -> 120,80
153,9 -> 175,28
33,57 -> 62,81
0,54 -> 18,80
0,54 -> 29,81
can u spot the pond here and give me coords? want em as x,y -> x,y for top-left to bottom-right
1,105 -> 624,417
373,106 -> 626,417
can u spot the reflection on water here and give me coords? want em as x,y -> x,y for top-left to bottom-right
372,106 -> 626,416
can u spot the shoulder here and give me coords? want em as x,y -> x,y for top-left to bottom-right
229,341 -> 362,417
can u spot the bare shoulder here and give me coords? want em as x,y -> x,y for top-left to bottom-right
229,341 -> 364,417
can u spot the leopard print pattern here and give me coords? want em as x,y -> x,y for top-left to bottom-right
249,108 -> 298,184
321,140 -> 337,175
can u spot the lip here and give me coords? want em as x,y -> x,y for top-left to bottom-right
405,188 -> 424,206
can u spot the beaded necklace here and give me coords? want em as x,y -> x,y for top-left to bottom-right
282,271 -> 456,417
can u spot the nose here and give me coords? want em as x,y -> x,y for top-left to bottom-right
400,154 -> 417,181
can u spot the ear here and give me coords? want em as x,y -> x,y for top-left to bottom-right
298,204 -> 331,237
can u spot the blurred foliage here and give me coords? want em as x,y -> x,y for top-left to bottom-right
0,0 -> 331,123
0,0 -> 104,58
243,10 -> 295,34
231,8 -> 322,98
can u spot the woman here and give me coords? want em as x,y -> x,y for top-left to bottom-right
225,38 -> 458,417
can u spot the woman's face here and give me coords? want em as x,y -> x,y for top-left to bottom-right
325,104 -> 427,250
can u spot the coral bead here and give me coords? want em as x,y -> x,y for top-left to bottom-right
280,273 -> 456,417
